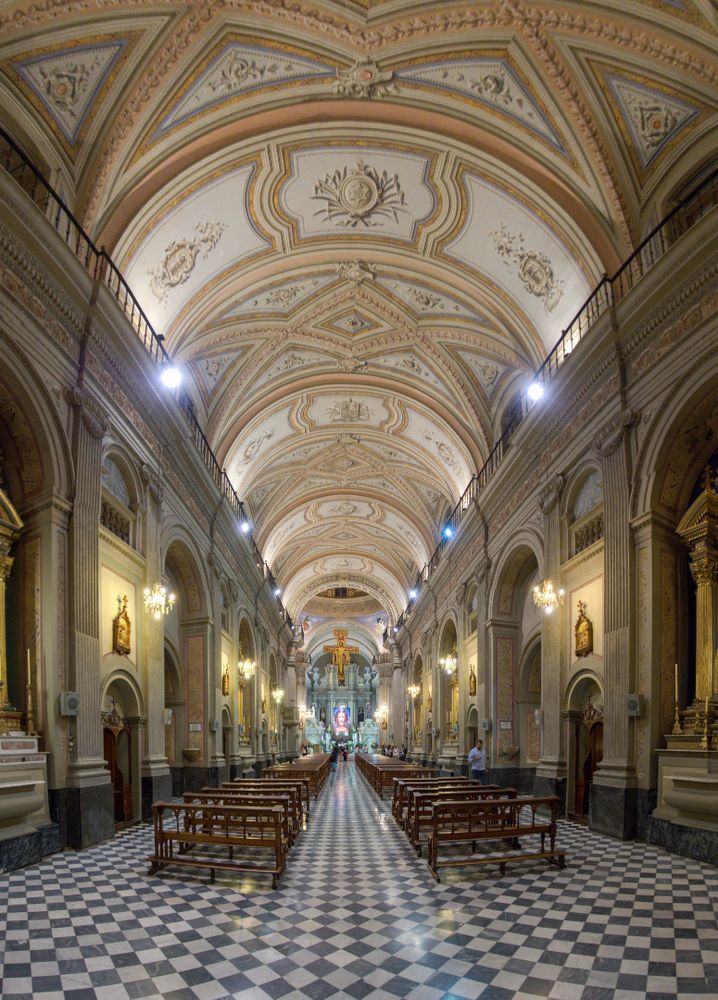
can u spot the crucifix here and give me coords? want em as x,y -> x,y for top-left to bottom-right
323,628 -> 359,687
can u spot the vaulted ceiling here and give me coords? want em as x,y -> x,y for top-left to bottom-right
2,0 -> 715,630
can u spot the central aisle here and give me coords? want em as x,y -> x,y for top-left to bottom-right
0,760 -> 716,999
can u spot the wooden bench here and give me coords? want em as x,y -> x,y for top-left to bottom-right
185,790 -> 296,847
409,786 -> 516,856
223,778 -> 310,822
392,777 -> 470,827
427,796 -> 566,882
148,801 -> 286,887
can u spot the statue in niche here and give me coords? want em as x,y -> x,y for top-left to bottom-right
575,601 -> 593,658
469,665 -> 477,697
112,595 -> 131,656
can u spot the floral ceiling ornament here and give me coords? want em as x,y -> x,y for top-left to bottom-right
490,223 -> 563,312
312,161 -> 408,228
334,60 -> 397,99
148,221 -> 225,303
336,260 -> 376,284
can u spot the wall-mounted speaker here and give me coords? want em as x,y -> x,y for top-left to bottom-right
59,691 -> 80,716
626,693 -> 645,717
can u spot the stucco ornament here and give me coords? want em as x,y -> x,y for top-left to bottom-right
148,222 -> 225,302
312,161 -> 407,228
491,224 -> 563,312
334,61 -> 396,99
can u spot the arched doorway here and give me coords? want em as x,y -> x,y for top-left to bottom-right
566,676 -> 604,823
101,675 -> 142,827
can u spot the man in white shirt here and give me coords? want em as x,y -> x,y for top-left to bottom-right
468,738 -> 488,785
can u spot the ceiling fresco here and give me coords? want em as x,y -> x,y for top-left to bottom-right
1,0 -> 715,644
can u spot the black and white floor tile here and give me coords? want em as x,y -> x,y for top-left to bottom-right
1,761 -> 717,999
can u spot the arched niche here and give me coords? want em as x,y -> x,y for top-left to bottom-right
489,540 -> 542,768
438,617 -> 459,744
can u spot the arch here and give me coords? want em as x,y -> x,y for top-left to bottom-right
0,330 -> 73,505
631,357 -> 718,522
162,531 -> 211,619
489,534 -> 543,619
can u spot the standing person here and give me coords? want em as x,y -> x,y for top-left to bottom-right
468,738 -> 489,785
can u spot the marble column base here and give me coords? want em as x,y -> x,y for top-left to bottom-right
0,822 -> 61,871
589,782 -> 637,839
66,783 -> 114,849
141,773 -> 173,821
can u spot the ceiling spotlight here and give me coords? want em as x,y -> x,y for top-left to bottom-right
160,365 -> 182,389
240,519 -> 250,534
443,525 -> 454,540
409,588 -> 417,600
527,380 -> 544,402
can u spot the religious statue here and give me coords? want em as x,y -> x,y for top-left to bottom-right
222,665 -> 230,697
469,665 -> 477,697
324,628 -> 359,687
112,595 -> 131,655
575,601 -> 593,657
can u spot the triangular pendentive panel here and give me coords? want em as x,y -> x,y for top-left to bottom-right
157,43 -> 334,136
14,40 -> 127,144
602,71 -> 701,171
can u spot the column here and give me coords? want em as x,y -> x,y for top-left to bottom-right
591,409 -> 640,838
65,388 -> 114,847
536,474 -> 568,807
139,465 -> 171,817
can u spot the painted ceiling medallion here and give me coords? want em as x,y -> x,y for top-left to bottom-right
602,71 -> 700,170
14,41 -> 126,144
334,60 -> 396,99
490,224 -> 563,313
312,161 -> 407,228
148,221 -> 225,303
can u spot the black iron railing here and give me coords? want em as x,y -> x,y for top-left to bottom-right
0,124 -> 293,629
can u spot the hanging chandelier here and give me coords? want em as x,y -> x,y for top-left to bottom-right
532,580 -> 565,614
408,684 -> 420,698
439,652 -> 457,675
238,654 -> 256,680
143,583 -> 175,620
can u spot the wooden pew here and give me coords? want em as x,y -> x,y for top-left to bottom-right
409,786 -> 516,856
392,777 -> 470,827
427,796 -> 566,882
185,790 -> 296,847
148,801 -> 286,887
222,779 -> 308,825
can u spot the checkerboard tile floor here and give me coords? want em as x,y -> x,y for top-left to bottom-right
1,761 -> 717,999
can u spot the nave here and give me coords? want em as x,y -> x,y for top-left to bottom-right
1,763 -> 717,1000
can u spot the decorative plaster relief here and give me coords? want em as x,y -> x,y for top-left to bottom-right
446,174 -> 592,349
14,40 -> 127,143
602,70 -> 701,170
157,44 -> 334,134
491,224 -> 563,313
395,58 -> 563,150
148,221 -> 225,302
280,147 -> 434,242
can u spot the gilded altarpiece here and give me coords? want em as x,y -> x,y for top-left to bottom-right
495,636 -> 515,761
